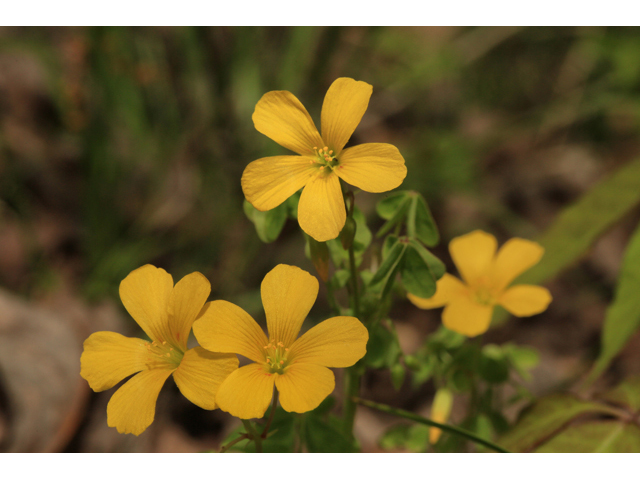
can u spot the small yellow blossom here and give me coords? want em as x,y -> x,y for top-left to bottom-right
242,77 -> 407,242
408,230 -> 552,337
80,265 -> 238,435
192,264 -> 369,419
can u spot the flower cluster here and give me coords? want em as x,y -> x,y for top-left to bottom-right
80,78 -> 553,443
81,264 -> 368,434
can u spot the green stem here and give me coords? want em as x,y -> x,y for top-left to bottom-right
261,388 -> 279,439
353,397 -> 510,453
219,433 -> 249,453
348,245 -> 360,318
241,419 -> 262,453
342,240 -> 362,437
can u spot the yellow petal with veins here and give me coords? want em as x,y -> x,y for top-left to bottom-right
288,316 -> 368,368
336,143 -> 407,193
298,170 -> 346,242
320,77 -> 372,155
261,264 -> 319,347
169,272 -> 211,351
215,363 -> 276,420
275,363 -> 335,414
173,347 -> 238,410
80,331 -> 150,392
499,285 -> 552,317
449,230 -> 497,286
119,264 -> 174,345
408,273 -> 468,309
193,300 -> 268,364
106,368 -> 174,435
241,155 -> 317,211
492,238 -> 544,291
442,296 -> 494,337
252,90 -> 324,156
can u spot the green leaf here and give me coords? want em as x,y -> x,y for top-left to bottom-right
369,237 -> 407,297
376,192 -> 412,238
304,414 -> 357,453
352,206 -> 372,252
409,239 -> 446,279
518,157 -> 640,286
503,343 -> 540,381
376,190 -> 411,220
364,320 -> 403,369
329,269 -> 350,290
400,244 -> 438,299
535,422 -> 640,453
598,377 -> 640,412
479,344 -> 510,384
407,193 -> 439,246
390,362 -> 406,391
499,394 -> 619,452
243,199 -> 288,243
589,222 -> 640,382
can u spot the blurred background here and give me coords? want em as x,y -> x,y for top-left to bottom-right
1,26 -> 640,452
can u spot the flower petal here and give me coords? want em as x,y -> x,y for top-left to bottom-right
241,155 -> 317,211
173,347 -> 238,410
499,285 -> 552,317
492,238 -> 544,291
276,363 -> 335,414
106,368 -> 173,435
288,316 -> 368,368
262,264 -> 319,347
119,264 -> 174,344
441,296 -> 494,337
336,143 -> 407,193
80,331 -> 149,392
408,273 -> 468,309
298,171 -> 346,242
252,90 -> 324,156
320,77 -> 372,155
192,300 -> 268,363
169,272 -> 210,350
215,363 -> 275,419
449,230 -> 497,286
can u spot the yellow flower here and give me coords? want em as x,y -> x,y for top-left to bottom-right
408,230 -> 552,337
192,264 -> 369,419
242,77 -> 407,242
80,265 -> 239,435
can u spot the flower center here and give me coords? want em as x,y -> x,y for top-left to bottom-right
263,340 -> 291,374
471,276 -> 497,306
310,146 -> 342,174
144,339 -> 184,369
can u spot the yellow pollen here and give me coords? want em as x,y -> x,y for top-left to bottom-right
323,146 -> 328,152
328,150 -> 333,155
